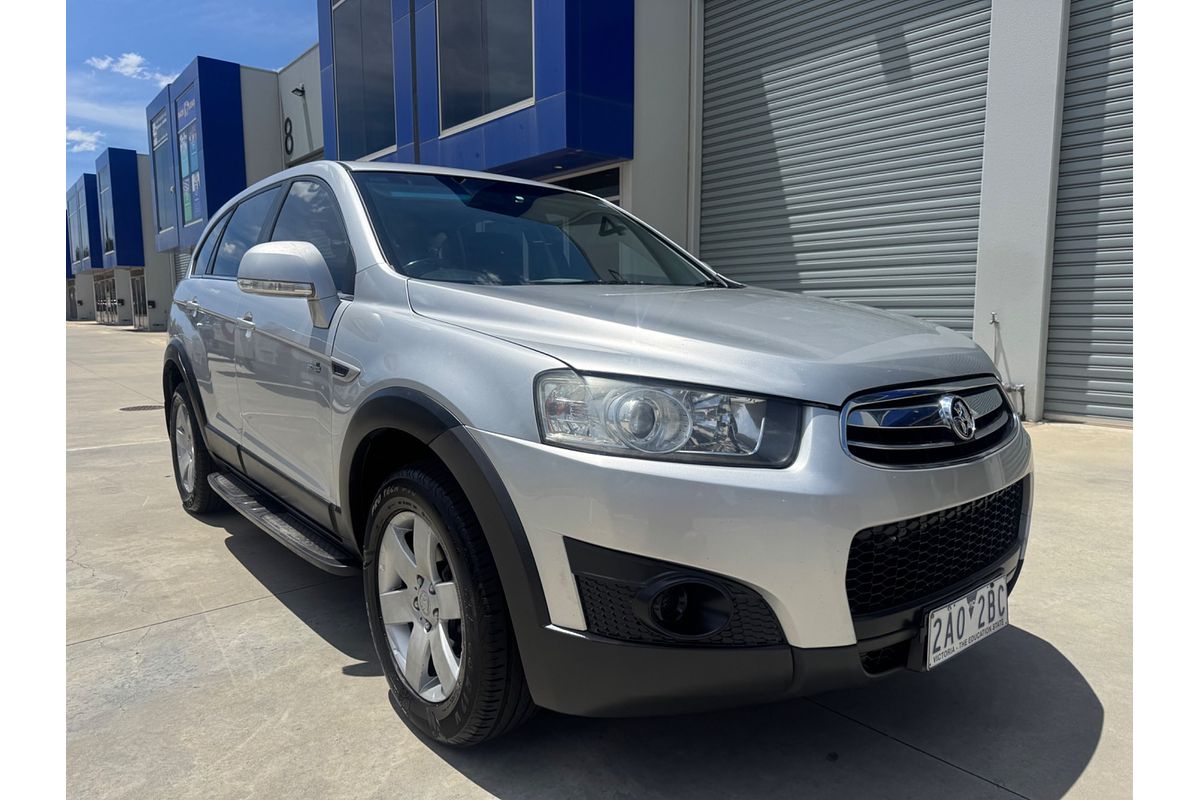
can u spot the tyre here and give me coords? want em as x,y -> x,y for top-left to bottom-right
169,387 -> 222,514
363,462 -> 536,745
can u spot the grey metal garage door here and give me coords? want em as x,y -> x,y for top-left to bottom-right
1045,0 -> 1132,422
699,0 -> 991,333
173,250 -> 191,286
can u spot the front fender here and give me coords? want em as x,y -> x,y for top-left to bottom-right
336,385 -> 552,615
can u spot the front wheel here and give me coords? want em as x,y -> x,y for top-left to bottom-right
363,463 -> 535,745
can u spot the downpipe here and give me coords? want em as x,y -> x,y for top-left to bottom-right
989,312 -> 1027,421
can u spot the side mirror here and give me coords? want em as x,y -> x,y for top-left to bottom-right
238,241 -> 340,328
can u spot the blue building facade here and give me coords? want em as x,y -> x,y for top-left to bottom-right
318,0 -> 634,178
145,56 -> 250,254
95,148 -> 146,269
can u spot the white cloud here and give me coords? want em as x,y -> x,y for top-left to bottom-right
85,52 -> 175,88
66,94 -> 150,134
66,128 -> 105,153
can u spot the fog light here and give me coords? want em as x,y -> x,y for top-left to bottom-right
651,584 -> 690,626
638,576 -> 733,640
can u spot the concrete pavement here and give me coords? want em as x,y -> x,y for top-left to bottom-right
66,322 -> 1131,799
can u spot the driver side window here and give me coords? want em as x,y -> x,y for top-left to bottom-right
270,180 -> 356,294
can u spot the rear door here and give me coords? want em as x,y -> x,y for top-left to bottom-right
190,186 -> 283,453
234,178 -> 356,516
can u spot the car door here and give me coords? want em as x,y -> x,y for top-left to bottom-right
191,186 -> 283,453
178,217 -> 231,452
234,178 -> 356,519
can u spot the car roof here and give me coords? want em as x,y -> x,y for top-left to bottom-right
336,160 -> 565,191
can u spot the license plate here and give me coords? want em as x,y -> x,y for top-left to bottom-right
925,577 -> 1008,669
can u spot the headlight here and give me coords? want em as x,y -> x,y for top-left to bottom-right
535,371 -> 800,466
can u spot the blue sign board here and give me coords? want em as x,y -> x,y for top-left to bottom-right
175,84 -> 202,226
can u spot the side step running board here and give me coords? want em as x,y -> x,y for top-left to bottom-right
208,471 -> 359,575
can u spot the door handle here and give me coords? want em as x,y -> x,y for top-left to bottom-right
238,312 -> 255,327
181,297 -> 199,312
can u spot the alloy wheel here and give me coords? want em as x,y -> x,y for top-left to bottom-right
174,402 -> 196,494
377,510 -> 464,702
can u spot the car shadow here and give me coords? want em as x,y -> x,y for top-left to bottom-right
195,512 -> 1101,798
426,627 -> 1101,800
198,508 -> 384,677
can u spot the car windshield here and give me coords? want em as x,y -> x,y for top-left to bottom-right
352,171 -> 724,286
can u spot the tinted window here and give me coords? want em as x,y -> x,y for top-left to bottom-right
353,172 -> 719,287
209,188 -> 281,278
333,0 -> 396,159
439,0 -> 533,131
190,216 -> 226,277
271,180 -> 356,294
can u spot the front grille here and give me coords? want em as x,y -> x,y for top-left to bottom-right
860,642 -> 910,675
846,480 -> 1025,616
843,379 -> 1016,468
576,574 -> 784,647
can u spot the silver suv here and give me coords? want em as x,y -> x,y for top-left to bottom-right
164,161 -> 1032,745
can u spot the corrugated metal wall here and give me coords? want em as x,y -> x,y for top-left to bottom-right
1045,0 -> 1133,421
698,0 -> 991,333
173,251 -> 191,285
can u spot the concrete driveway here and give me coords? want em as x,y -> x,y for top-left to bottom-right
66,322 -> 1131,799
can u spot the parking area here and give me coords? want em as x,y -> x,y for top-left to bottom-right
66,321 -> 1131,799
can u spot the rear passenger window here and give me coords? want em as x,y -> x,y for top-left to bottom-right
271,180 -> 356,294
209,187 -> 281,278
190,216 -> 226,276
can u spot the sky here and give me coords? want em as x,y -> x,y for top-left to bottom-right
65,0 -> 320,189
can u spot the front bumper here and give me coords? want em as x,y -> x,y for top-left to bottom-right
468,407 -> 1033,715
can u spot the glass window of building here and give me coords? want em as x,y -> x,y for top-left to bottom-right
68,193 -> 82,263
438,0 -> 534,132
78,193 -> 92,262
209,187 -> 281,278
332,0 -> 396,159
271,180 -> 356,294
151,110 -> 175,233
98,166 -> 116,254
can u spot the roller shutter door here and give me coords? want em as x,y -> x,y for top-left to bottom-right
1045,0 -> 1132,421
699,0 -> 991,332
173,250 -> 192,286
